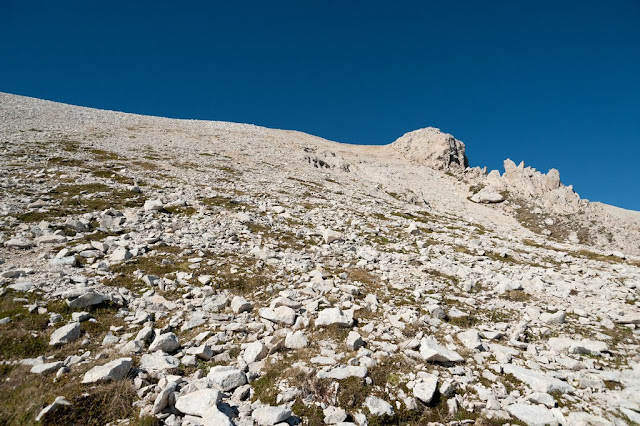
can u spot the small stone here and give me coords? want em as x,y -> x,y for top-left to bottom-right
365,395 -> 394,417
413,374 -> 438,404
231,296 -> 252,314
346,331 -> 365,350
285,331 -> 309,349
540,311 -> 566,325
243,341 -> 268,363
419,337 -> 464,363
35,396 -> 71,422
143,199 -> 164,212
148,332 -> 180,353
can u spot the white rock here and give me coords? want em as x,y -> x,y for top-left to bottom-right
203,405 -> 234,426
419,337 -> 464,363
207,366 -> 247,391
49,322 -> 81,346
82,358 -> 133,383
324,406 -> 348,424
502,364 -> 574,394
175,389 -> 222,417
140,352 -> 180,372
365,395 -> 394,417
152,380 -> 179,414
506,403 -> 558,426
231,296 -> 252,314
143,199 -> 164,211
540,311 -> 566,325
31,361 -> 64,374
316,308 -> 353,327
322,229 -> 342,244
4,238 -> 33,249
110,246 -> 132,262
243,341 -> 268,363
346,331 -> 365,350
470,187 -> 504,204
252,405 -> 292,425
285,331 -> 309,349
35,234 -> 67,245
259,306 -> 296,326
413,374 -> 438,404
457,329 -> 483,351
148,332 -> 180,353
528,392 -> 556,408
548,337 -> 607,355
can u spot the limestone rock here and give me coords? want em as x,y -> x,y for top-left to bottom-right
148,332 -> 180,353
365,395 -> 394,417
49,322 -> 81,346
207,366 -> 247,391
506,403 -> 558,426
82,358 -> 133,383
251,405 -> 292,425
419,337 -> 464,363
413,375 -> 438,404
175,389 -> 222,417
389,127 -> 468,171
316,308 -> 354,327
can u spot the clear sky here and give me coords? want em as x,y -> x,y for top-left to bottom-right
1,1 -> 639,210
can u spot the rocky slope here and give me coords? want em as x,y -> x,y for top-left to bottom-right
0,92 -> 639,426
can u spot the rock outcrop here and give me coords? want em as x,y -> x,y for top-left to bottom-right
388,127 -> 469,171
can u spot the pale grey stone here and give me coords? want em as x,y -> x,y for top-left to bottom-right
82,357 -> 132,383
175,389 -> 222,417
413,374 -> 438,404
316,308 -> 353,327
365,395 -> 394,416
207,366 -> 247,391
49,322 -> 81,346
252,406 -> 292,425
506,403 -> 558,426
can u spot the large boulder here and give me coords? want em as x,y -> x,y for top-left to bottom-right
388,127 -> 468,171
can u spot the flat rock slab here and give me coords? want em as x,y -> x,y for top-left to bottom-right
315,308 -> 354,327
317,366 -> 368,380
252,406 -> 292,425
506,403 -> 558,426
420,337 -> 464,363
502,364 -> 574,394
175,389 -> 222,417
140,352 -> 180,372
82,358 -> 133,383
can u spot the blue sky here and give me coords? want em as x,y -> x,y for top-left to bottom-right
1,1 -> 639,210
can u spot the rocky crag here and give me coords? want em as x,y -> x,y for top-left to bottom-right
0,92 -> 639,425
